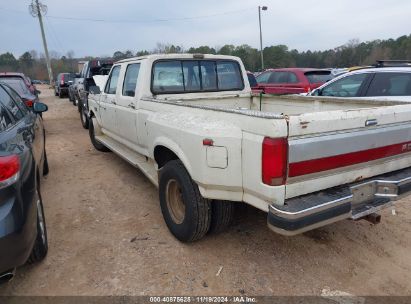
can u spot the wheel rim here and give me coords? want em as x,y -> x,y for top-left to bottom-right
35,190 -> 47,246
165,179 -> 185,224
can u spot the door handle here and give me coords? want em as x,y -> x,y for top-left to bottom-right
128,103 -> 136,109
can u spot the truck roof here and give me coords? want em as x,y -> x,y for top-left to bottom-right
116,53 -> 242,64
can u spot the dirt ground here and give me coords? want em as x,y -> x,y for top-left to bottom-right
1,85 -> 411,296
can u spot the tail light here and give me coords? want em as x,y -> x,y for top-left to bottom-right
60,74 -> 65,85
0,155 -> 20,187
23,99 -> 34,107
304,85 -> 311,93
262,137 -> 288,186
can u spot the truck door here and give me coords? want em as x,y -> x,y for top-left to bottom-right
115,63 -> 141,147
100,65 -> 121,135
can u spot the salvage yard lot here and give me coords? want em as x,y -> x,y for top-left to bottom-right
1,85 -> 411,296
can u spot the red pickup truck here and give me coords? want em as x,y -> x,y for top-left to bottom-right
255,68 -> 332,94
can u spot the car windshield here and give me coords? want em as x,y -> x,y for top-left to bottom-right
64,74 -> 75,81
305,71 -> 332,83
0,77 -> 31,95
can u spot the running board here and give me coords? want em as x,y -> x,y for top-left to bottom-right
95,135 -> 158,187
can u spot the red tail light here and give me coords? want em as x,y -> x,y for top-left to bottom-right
0,155 -> 20,184
61,74 -> 65,85
304,85 -> 311,93
23,99 -> 34,107
262,137 -> 288,186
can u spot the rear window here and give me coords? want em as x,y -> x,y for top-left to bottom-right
90,64 -> 113,77
152,60 -> 244,94
304,71 -> 332,84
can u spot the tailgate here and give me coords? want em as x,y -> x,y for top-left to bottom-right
286,103 -> 411,199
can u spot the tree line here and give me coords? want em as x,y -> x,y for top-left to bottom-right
1,34 -> 411,81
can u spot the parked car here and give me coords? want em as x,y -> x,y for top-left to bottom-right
0,77 -> 40,109
256,68 -> 332,94
0,72 -> 38,97
87,54 -> 411,241
68,79 -> 77,104
311,66 -> 411,101
73,59 -> 113,128
54,73 -> 75,98
0,82 -> 49,282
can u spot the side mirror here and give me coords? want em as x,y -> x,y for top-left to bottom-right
89,86 -> 101,95
312,89 -> 322,96
33,102 -> 48,113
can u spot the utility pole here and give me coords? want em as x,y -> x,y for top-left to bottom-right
29,0 -> 53,85
258,6 -> 268,71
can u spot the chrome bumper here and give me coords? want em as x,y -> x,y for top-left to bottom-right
268,169 -> 411,236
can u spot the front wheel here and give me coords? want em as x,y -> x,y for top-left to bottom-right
89,118 -> 110,152
27,187 -> 48,264
159,160 -> 211,242
80,106 -> 89,129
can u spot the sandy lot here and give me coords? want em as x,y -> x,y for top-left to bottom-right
1,86 -> 411,296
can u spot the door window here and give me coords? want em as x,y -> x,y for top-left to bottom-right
366,73 -> 411,96
321,73 -> 368,97
256,72 -> 271,84
2,84 -> 29,115
267,72 -> 295,84
0,85 -> 24,120
104,65 -> 121,95
0,96 -> 14,132
122,63 -> 141,97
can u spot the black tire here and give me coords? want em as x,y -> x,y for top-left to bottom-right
89,118 -> 110,152
68,91 -> 73,102
54,89 -> 58,96
58,89 -> 63,99
72,96 -> 77,106
27,187 -> 48,264
43,150 -> 49,176
208,200 -> 235,234
159,160 -> 211,242
80,106 -> 89,129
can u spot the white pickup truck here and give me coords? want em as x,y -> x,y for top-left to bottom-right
87,54 -> 411,242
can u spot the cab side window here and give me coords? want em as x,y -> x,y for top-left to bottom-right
366,73 -> 411,96
105,65 -> 121,95
0,85 -> 24,121
122,63 -> 141,97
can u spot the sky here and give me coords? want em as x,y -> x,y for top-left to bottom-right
1,0 -> 411,58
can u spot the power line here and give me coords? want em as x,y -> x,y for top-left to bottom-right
0,6 -> 253,24
44,15 -> 65,52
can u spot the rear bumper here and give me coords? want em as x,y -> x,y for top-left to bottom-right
268,167 -> 411,236
0,190 -> 37,273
